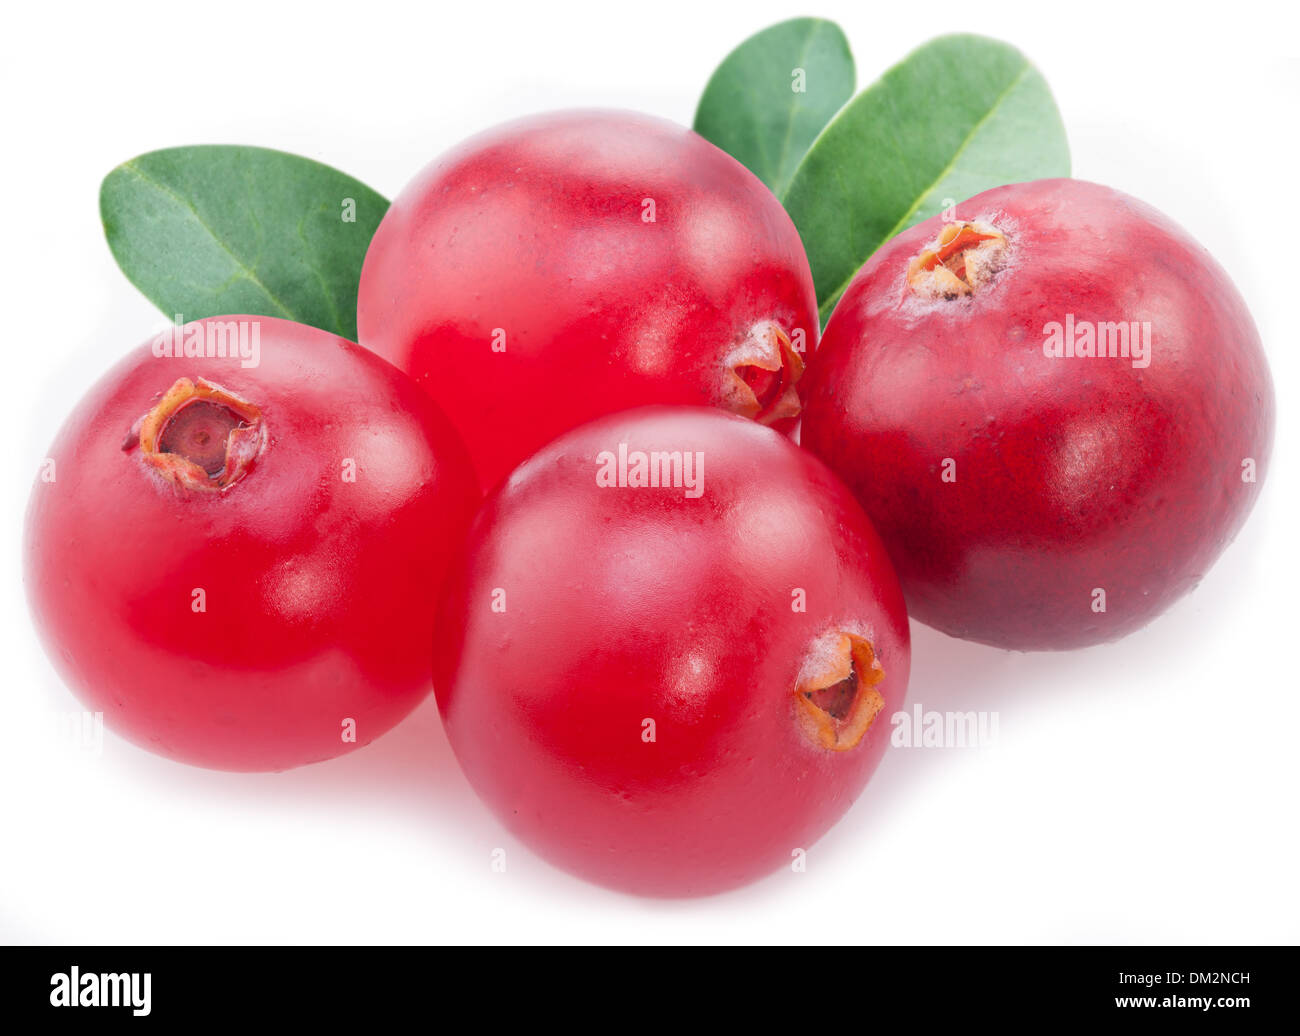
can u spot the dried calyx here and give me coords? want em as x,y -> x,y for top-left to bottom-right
723,320 -> 804,424
795,630 -> 886,752
129,377 -> 265,491
907,220 -> 1007,299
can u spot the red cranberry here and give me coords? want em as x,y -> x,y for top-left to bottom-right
433,407 -> 910,895
801,179 -> 1274,650
24,316 -> 480,771
357,109 -> 818,490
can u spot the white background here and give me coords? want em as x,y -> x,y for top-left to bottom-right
2,0 -> 1296,944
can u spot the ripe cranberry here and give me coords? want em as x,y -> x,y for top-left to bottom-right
357,109 -> 818,491
432,407 -> 910,896
25,316 -> 480,771
801,179 -> 1275,650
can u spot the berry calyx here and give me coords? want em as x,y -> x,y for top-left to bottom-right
130,377 -> 265,491
907,220 -> 1007,298
723,320 -> 804,424
795,630 -> 886,751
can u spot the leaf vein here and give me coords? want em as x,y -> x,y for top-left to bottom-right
119,159 -> 297,320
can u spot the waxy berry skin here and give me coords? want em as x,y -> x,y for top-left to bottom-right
25,316 -> 480,772
433,407 -> 910,896
357,109 -> 819,491
801,179 -> 1274,650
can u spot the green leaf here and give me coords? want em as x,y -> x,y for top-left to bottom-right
782,34 -> 1071,323
694,17 -> 854,197
100,146 -> 389,341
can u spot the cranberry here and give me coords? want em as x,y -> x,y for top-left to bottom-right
357,109 -> 818,491
432,407 -> 910,895
801,179 -> 1275,650
24,316 -> 480,771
